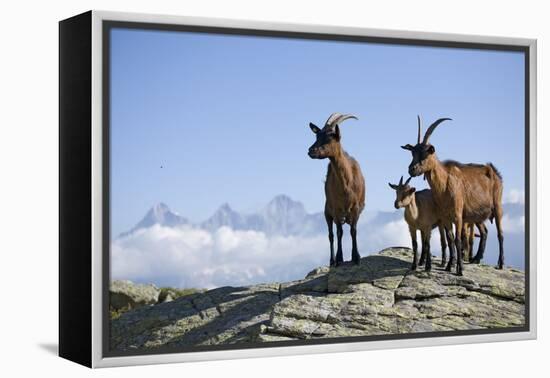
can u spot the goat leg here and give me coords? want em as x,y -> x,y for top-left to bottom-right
467,224 -> 475,262
438,224 -> 447,267
335,223 -> 344,266
495,207 -> 505,269
350,223 -> 361,265
325,212 -> 335,267
444,226 -> 455,271
425,238 -> 432,272
418,225 -> 427,265
421,230 -> 432,272
410,227 -> 418,271
471,223 -> 487,264
455,218 -> 464,276
418,247 -> 426,266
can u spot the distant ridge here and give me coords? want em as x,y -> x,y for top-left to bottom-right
118,202 -> 188,238
118,195 -> 325,238
117,197 -> 524,249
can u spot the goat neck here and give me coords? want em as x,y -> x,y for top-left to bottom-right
328,146 -> 354,190
425,156 -> 449,197
404,193 -> 419,223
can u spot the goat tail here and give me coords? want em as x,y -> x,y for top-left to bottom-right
487,162 -> 503,182
487,163 -> 504,230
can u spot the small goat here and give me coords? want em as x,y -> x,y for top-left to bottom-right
401,116 -> 504,275
389,176 -> 455,271
308,113 -> 365,266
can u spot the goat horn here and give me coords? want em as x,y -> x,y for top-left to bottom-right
324,113 -> 358,129
417,115 -> 422,144
422,118 -> 452,145
405,176 -> 412,186
399,176 -> 404,186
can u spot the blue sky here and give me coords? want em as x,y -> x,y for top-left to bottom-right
110,27 -> 525,237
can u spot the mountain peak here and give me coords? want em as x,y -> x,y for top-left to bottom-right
120,195 -> 321,238
202,202 -> 243,231
118,202 -> 188,238
147,202 -> 178,222
218,203 -> 233,212
152,202 -> 172,215
269,194 -> 293,204
265,194 -> 305,214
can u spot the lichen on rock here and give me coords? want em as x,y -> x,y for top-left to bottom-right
109,247 -> 526,352
110,280 -> 160,311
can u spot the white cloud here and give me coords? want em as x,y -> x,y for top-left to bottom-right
111,220 -> 418,289
368,219 -> 411,250
111,225 -> 328,289
112,207 -> 526,289
504,189 -> 525,204
364,218 -> 448,257
501,214 -> 525,233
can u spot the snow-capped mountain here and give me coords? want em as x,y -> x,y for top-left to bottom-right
118,202 -> 188,238
118,197 -> 525,246
200,195 -> 324,236
119,195 -> 325,238
201,203 -> 248,231
260,195 -> 308,235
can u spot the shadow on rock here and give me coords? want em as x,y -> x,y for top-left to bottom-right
327,248 -> 412,293
111,284 -> 281,351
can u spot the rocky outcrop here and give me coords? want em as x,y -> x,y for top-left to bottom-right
110,280 -> 160,311
110,248 -> 525,351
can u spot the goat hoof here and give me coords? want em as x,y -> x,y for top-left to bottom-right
496,263 -> 504,270
445,263 -> 452,272
410,264 -> 417,271
439,260 -> 447,267
352,259 -> 361,266
471,258 -> 481,264
425,265 -> 432,272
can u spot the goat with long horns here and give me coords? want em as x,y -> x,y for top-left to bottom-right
401,116 -> 504,275
308,113 -> 366,266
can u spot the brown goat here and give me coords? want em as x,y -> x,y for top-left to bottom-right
444,160 -> 496,264
389,176 -> 455,271
401,116 -> 504,275
308,113 -> 366,266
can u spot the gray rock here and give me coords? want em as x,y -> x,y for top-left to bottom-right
110,280 -> 160,311
110,248 -> 526,352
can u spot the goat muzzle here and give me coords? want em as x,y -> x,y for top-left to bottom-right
408,165 -> 421,177
308,148 -> 320,159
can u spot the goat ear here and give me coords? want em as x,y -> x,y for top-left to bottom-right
309,123 -> 321,134
427,145 -> 435,154
388,183 -> 397,190
401,144 -> 414,151
334,124 -> 341,141
409,187 -> 416,194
